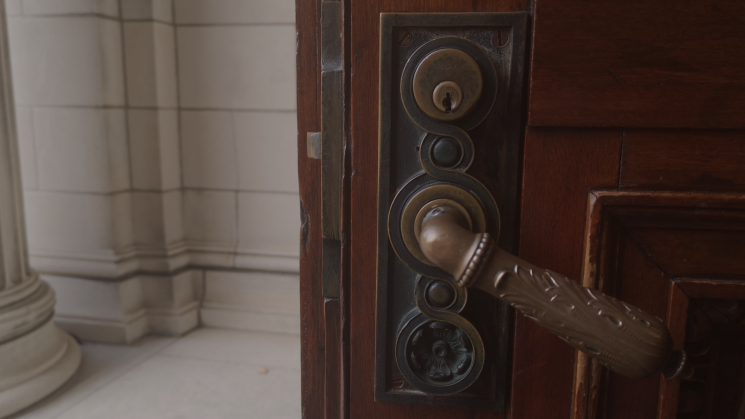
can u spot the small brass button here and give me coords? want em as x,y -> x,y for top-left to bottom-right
427,281 -> 456,309
412,48 -> 483,121
431,137 -> 462,168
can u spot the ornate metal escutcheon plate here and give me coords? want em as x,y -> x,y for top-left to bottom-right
375,13 -> 527,410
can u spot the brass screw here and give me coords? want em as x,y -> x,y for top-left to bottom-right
391,375 -> 406,389
398,31 -> 412,47
493,28 -> 510,48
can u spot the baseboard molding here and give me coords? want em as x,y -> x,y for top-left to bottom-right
55,312 -> 150,344
37,252 -> 300,343
45,271 -> 201,344
55,304 -> 200,344
200,270 -> 300,335
200,304 -> 300,335
147,302 -> 200,336
29,243 -> 298,279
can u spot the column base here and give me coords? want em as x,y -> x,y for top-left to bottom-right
0,318 -> 81,418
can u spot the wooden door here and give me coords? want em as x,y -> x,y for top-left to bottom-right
296,1 -> 745,418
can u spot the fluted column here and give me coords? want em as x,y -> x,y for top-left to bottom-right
0,3 -> 80,417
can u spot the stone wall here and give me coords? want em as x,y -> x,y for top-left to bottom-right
5,0 -> 300,343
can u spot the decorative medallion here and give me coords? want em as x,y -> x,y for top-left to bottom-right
408,321 -> 473,384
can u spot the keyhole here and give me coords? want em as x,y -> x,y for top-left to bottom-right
431,81 -> 464,115
442,93 -> 452,113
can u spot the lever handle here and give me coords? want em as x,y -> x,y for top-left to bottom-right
417,202 -> 686,379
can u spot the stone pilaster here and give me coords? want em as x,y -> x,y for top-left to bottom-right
7,0 -> 199,344
0,2 -> 80,416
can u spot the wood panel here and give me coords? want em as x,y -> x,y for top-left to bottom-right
347,2 -> 528,419
582,191 -> 745,279
603,234 -> 668,419
517,128 -> 622,419
574,191 -> 680,419
603,191 -> 745,279
657,283 -> 688,419
572,191 -> 745,419
680,295 -> 745,419
620,131 -> 745,192
627,228 -> 745,279
296,0 -> 324,417
529,1 -> 745,128
678,280 -> 745,300
324,300 -> 342,418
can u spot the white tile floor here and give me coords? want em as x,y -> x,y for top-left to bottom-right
10,328 -> 301,419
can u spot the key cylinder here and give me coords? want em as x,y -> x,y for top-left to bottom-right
411,48 -> 483,121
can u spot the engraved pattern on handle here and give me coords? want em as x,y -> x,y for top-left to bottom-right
493,264 -> 672,379
413,201 -> 681,379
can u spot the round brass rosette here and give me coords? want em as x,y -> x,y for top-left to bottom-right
407,321 -> 474,384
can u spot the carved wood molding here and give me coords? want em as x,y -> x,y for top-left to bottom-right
570,191 -> 745,419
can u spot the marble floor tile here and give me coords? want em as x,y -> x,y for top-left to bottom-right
10,336 -> 177,419
54,354 -> 301,419
162,327 -> 301,369
11,328 -> 301,419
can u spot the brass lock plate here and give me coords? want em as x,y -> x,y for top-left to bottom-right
375,13 -> 527,410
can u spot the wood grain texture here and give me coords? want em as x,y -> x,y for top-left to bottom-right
626,228 -> 745,279
590,191 -> 745,210
574,191 -> 643,419
529,2 -> 745,128
677,280 -> 745,300
657,283 -> 688,419
325,300 -> 342,419
588,191 -> 745,279
302,0 -> 745,417
679,298 -> 745,418
296,0 -> 324,417
569,191 -> 745,418
603,234 -> 668,419
572,189 -> 677,419
620,131 -> 745,192
348,1 -> 528,419
517,128 -> 622,419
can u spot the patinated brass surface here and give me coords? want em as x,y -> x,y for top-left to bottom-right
416,202 -> 482,279
399,186 -> 484,267
432,81 -> 464,113
430,137 -> 463,168
414,198 -> 472,240
413,200 -> 686,380
396,276 -> 485,396
376,12 -> 527,409
412,48 -> 483,121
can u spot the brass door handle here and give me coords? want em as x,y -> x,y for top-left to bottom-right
415,200 -> 687,380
